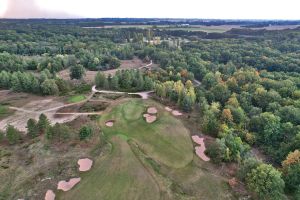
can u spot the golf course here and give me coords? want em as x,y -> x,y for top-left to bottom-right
57,99 -> 234,200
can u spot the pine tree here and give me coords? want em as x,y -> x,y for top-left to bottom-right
27,118 -> 39,138
95,72 -> 106,88
6,125 -> 20,145
38,114 -> 50,134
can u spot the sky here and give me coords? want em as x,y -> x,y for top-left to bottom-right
0,0 -> 300,19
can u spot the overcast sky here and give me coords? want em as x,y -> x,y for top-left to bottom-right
0,0 -> 300,19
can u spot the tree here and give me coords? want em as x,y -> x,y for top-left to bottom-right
70,64 -> 85,80
26,118 -> 38,138
95,72 -> 106,88
79,126 -> 93,140
110,76 -> 119,90
6,125 -> 20,145
246,164 -> 285,200
250,112 -> 282,145
41,79 -> 59,95
282,150 -> 300,193
46,123 -> 70,142
37,114 -> 50,134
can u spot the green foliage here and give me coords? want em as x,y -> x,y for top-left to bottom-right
26,118 -> 39,138
37,114 -> 50,134
79,126 -> 93,140
68,95 -> 86,103
246,164 -> 285,200
70,64 -> 85,80
41,79 -> 59,95
6,125 -> 21,145
46,123 -> 71,142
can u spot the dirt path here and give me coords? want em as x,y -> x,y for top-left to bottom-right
92,85 -> 154,100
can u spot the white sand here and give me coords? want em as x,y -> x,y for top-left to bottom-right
45,190 -> 55,200
78,158 -> 93,172
57,178 -> 81,192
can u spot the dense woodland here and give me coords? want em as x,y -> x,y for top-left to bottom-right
0,19 -> 299,199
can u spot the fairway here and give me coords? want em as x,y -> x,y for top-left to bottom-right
58,136 -> 160,200
100,99 -> 194,168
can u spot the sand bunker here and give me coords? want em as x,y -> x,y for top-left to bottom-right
78,158 -> 93,172
147,107 -> 158,114
145,115 -> 157,123
165,107 -> 173,112
192,135 -> 204,145
57,178 -> 81,192
192,135 -> 210,162
105,120 -> 114,127
45,190 -> 55,200
172,110 -> 183,116
142,106 -> 158,123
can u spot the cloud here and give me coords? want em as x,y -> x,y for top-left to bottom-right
3,0 -> 74,18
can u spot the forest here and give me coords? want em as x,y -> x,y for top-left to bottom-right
0,19 -> 299,199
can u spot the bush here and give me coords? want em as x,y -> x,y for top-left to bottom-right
79,126 -> 93,140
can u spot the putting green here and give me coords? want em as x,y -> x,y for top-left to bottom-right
100,99 -> 194,168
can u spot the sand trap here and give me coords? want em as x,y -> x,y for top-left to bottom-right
105,120 -> 114,127
146,115 -> 157,123
57,178 -> 81,192
192,135 -> 210,162
172,110 -> 183,116
147,107 -> 158,114
45,190 -> 55,200
192,135 -> 204,145
143,113 -> 151,118
165,107 -> 173,112
78,158 -> 93,172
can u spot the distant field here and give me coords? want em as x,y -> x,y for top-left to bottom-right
83,24 -> 300,33
83,25 -> 239,33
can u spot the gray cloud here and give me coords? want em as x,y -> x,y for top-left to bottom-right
3,0 -> 74,18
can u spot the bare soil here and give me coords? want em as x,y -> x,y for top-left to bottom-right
58,58 -> 147,83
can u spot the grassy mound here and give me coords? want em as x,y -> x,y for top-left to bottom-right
58,136 -> 160,200
100,99 -> 194,168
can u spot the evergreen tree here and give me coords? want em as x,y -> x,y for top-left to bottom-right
70,64 -> 85,80
6,125 -> 20,145
38,114 -> 50,134
26,118 -> 38,138
95,72 -> 106,88
79,126 -> 93,140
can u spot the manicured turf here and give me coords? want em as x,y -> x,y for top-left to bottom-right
67,95 -> 86,103
58,136 -> 160,200
100,99 -> 194,168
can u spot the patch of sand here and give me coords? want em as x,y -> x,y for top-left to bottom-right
45,190 -> 55,200
165,107 -> 173,112
172,110 -> 182,116
147,107 -> 158,114
57,178 -> 81,192
105,120 -> 114,127
192,135 -> 210,162
0,99 -> 78,132
145,115 -> 157,123
143,114 -> 151,118
78,158 -> 93,172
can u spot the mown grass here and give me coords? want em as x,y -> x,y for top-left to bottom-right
99,99 -> 194,168
67,95 -> 86,103
58,136 -> 160,200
